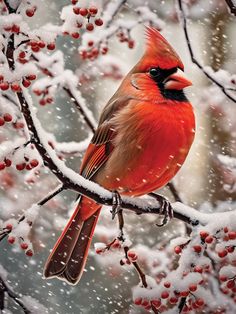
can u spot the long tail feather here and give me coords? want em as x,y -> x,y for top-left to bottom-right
44,196 -> 101,285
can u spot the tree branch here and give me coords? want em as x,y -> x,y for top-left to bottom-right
225,0 -> 236,16
177,0 -> 236,103
0,275 -> 31,313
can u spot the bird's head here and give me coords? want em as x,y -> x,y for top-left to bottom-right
130,27 -> 192,102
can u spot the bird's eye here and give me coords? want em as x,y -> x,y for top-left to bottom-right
149,68 -> 160,78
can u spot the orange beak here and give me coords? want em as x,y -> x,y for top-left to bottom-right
164,70 -> 192,90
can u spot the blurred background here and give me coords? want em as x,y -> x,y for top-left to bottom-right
0,0 -> 236,313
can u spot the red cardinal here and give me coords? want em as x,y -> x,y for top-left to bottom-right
44,27 -> 195,284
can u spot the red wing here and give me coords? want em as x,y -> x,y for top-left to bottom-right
80,123 -> 115,180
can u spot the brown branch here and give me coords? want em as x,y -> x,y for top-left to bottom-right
177,0 -> 236,103
225,0 -> 236,16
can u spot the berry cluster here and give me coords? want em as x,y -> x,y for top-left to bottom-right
0,74 -> 36,92
79,42 -> 108,60
0,113 -> 13,127
0,156 -> 39,172
134,294 -> 205,312
79,28 -> 135,61
33,87 -> 54,106
72,1 -> 103,33
4,224 -> 33,257
62,1 -> 103,41
116,30 -> 135,49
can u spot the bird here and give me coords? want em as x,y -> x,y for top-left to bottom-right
44,27 -> 195,285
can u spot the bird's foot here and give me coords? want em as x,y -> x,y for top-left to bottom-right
149,193 -> 173,227
111,190 -> 122,220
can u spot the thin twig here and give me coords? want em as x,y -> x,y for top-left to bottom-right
177,0 -> 236,103
0,275 -> 31,313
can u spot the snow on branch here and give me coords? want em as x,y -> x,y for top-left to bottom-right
177,0 -> 236,104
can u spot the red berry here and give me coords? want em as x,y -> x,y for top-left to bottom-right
164,281 -> 171,288
195,298 -> 204,307
71,0 -> 78,4
95,18 -> 103,26
0,82 -> 9,90
151,299 -> 161,308
26,164 -> 32,170
16,163 -> 26,171
5,224 -> 12,230
88,40 -> 94,47
101,47 -> 108,54
95,248 -> 103,254
8,236 -> 16,244
45,97 -> 53,104
19,51 -> 26,59
200,231 -> 209,239
73,7 -> 80,15
79,8 -> 88,16
127,251 -> 136,259
89,6 -> 98,15
161,291 -> 169,299
227,280 -> 235,289
33,89 -> 42,96
169,297 -> 178,304
218,250 -> 228,258
12,24 -> 20,33
22,79 -> 31,88
228,231 -> 236,240
227,246 -> 235,253
0,75 -> 4,81
26,249 -> 33,256
180,291 -> 189,297
30,159 -> 39,168
39,99 -> 46,106
174,246 -> 182,254
193,245 -> 202,253
11,82 -> 21,92
30,40 -> 38,47
189,284 -> 197,292
26,8 -> 35,17
194,266 -> 203,273
128,39 -> 135,49
27,74 -> 37,80
219,275 -> 228,282
21,242 -> 29,250
0,162 -> 6,170
205,236 -> 213,244
134,298 -> 142,305
3,113 -> 12,122
224,227 -> 229,233
47,42 -> 55,50
141,299 -> 149,307
86,23 -> 94,31
38,41 -> 46,48
71,32 -> 80,39
0,117 -> 5,127
4,159 -> 12,167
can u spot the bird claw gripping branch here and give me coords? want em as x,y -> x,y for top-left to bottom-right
111,190 -> 122,220
149,193 -> 173,227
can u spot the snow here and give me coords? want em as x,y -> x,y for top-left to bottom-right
20,296 -> 48,314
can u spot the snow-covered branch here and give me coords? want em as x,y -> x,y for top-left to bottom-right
177,0 -> 236,103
